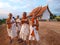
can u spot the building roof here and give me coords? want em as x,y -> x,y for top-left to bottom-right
29,6 -> 42,16
37,6 -> 48,18
29,6 -> 53,18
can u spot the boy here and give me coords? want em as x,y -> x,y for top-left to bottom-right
6,13 -> 17,44
29,14 -> 40,45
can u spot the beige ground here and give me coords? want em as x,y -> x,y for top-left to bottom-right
0,22 -> 60,45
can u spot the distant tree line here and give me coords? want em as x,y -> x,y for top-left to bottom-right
0,19 -> 6,25
50,15 -> 60,21
0,15 -> 60,25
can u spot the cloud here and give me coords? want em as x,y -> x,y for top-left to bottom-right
47,0 -> 52,2
47,0 -> 60,15
9,0 -> 20,2
20,4 -> 31,9
0,8 -> 10,16
0,2 -> 11,8
47,0 -> 53,4
47,0 -> 60,4
0,0 -> 40,10
9,0 -> 24,4
0,2 -> 16,14
0,2 -> 19,10
0,0 -> 60,16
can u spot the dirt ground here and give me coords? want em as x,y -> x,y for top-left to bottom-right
0,21 -> 60,45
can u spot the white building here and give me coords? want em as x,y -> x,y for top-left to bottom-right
29,6 -> 53,20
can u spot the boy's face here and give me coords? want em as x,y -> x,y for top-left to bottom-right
17,16 -> 19,18
23,14 -> 26,17
23,12 -> 26,17
8,13 -> 12,18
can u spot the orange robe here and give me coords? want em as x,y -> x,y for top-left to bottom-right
21,17 -> 29,24
19,16 -> 29,40
31,18 -> 39,36
6,18 -> 12,29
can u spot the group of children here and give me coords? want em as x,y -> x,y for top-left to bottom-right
6,12 -> 40,45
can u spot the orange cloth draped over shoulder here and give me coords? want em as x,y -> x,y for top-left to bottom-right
6,18 -> 12,29
21,16 -> 28,24
36,19 -> 39,30
31,18 -> 39,36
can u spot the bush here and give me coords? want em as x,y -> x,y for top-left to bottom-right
50,15 -> 57,19
55,16 -> 60,21
0,19 -> 6,25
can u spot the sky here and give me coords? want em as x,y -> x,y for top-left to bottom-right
0,0 -> 60,19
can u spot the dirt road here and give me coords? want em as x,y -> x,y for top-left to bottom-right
0,22 -> 60,45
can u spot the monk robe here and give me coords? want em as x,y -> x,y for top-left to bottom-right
6,18 -> 17,39
31,18 -> 39,36
6,18 -> 12,29
19,16 -> 29,40
29,17 -> 40,41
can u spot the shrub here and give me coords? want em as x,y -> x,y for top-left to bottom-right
55,16 -> 60,21
0,19 -> 6,25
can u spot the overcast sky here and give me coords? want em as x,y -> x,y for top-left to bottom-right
0,0 -> 60,19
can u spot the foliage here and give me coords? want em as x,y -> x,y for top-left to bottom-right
0,19 -> 6,25
55,16 -> 60,21
50,15 -> 57,19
